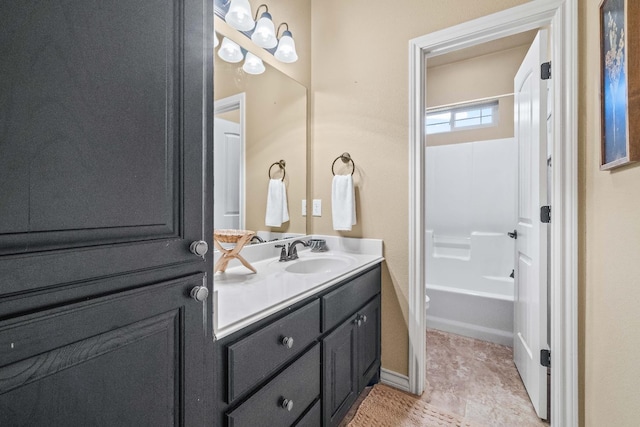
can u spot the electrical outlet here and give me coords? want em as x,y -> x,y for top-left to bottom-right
302,199 -> 307,216
312,199 -> 322,217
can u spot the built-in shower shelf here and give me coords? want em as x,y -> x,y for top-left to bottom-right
431,235 -> 471,260
432,254 -> 471,261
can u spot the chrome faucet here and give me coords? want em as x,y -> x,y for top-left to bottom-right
286,239 -> 310,260
275,239 -> 310,261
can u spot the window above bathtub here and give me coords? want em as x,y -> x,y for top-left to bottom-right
426,100 -> 498,135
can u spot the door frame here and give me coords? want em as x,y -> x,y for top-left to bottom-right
214,93 -> 246,229
407,1 -> 578,426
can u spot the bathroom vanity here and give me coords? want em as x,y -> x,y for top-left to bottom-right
212,237 -> 383,426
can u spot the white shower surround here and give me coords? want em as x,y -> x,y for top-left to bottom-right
425,234 -> 515,346
425,138 -> 516,346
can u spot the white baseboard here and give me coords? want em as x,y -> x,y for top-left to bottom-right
380,368 -> 410,392
427,315 -> 513,347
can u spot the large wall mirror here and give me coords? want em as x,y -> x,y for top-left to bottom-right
213,29 -> 307,240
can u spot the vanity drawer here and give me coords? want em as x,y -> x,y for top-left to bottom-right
321,265 -> 380,332
294,399 -> 321,427
227,300 -> 320,402
227,344 -> 320,427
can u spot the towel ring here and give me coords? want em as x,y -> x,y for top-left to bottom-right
331,152 -> 355,176
268,160 -> 286,181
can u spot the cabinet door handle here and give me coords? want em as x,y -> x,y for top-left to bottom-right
189,240 -> 209,257
281,336 -> 294,348
281,398 -> 294,411
190,286 -> 209,302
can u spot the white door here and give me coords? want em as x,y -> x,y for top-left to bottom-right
214,117 -> 243,230
513,29 -> 549,420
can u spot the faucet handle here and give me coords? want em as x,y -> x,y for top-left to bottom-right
275,244 -> 287,262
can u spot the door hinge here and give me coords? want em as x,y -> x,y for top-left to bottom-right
541,62 -> 551,80
540,205 -> 551,223
540,349 -> 551,368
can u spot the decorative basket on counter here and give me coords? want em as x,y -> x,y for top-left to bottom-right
214,229 -> 255,244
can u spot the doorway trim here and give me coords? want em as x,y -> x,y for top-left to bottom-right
407,1 -> 578,426
214,92 -> 246,229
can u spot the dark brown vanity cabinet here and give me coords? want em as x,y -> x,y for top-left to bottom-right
213,264 -> 381,427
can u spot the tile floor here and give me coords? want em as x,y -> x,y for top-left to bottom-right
424,329 -> 548,426
342,329 -> 549,426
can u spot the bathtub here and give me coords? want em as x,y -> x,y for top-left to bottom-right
425,230 -> 514,346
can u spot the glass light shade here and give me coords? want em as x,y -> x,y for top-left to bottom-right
274,30 -> 298,63
213,32 -> 219,48
242,52 -> 265,75
218,37 -> 243,63
225,0 -> 254,31
251,12 -> 277,49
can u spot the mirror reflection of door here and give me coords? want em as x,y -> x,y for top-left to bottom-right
214,94 -> 246,230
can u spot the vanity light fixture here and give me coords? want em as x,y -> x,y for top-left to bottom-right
251,4 -> 277,49
216,1 -> 297,64
218,37 -> 243,63
274,23 -> 298,63
242,52 -> 265,75
225,0 -> 255,31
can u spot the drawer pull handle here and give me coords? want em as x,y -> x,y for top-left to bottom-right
281,398 -> 294,411
281,336 -> 294,348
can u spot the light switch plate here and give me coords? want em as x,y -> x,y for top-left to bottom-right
312,199 -> 322,217
302,199 -> 307,216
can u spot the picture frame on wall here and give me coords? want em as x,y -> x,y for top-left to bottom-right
599,0 -> 639,170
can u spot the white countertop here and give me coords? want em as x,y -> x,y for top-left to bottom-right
213,236 -> 383,339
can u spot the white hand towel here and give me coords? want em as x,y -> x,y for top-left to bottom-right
265,179 -> 289,227
332,174 -> 356,231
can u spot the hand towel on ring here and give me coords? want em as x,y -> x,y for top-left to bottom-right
265,178 -> 289,227
332,174 -> 356,231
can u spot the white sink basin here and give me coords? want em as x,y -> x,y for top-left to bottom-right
284,257 -> 352,274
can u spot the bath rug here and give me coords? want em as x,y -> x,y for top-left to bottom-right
347,384 -> 481,427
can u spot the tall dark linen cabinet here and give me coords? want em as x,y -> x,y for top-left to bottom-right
0,1 -> 214,425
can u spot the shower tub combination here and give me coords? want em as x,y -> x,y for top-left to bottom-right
425,230 -> 514,346
425,138 -> 517,347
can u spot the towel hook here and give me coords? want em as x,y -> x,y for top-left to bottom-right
331,152 -> 355,176
268,160 -> 286,181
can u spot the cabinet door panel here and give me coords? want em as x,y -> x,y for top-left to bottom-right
0,0 -> 213,423
357,296 -> 381,391
0,0 -> 212,298
0,275 -> 207,426
322,317 -> 357,427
